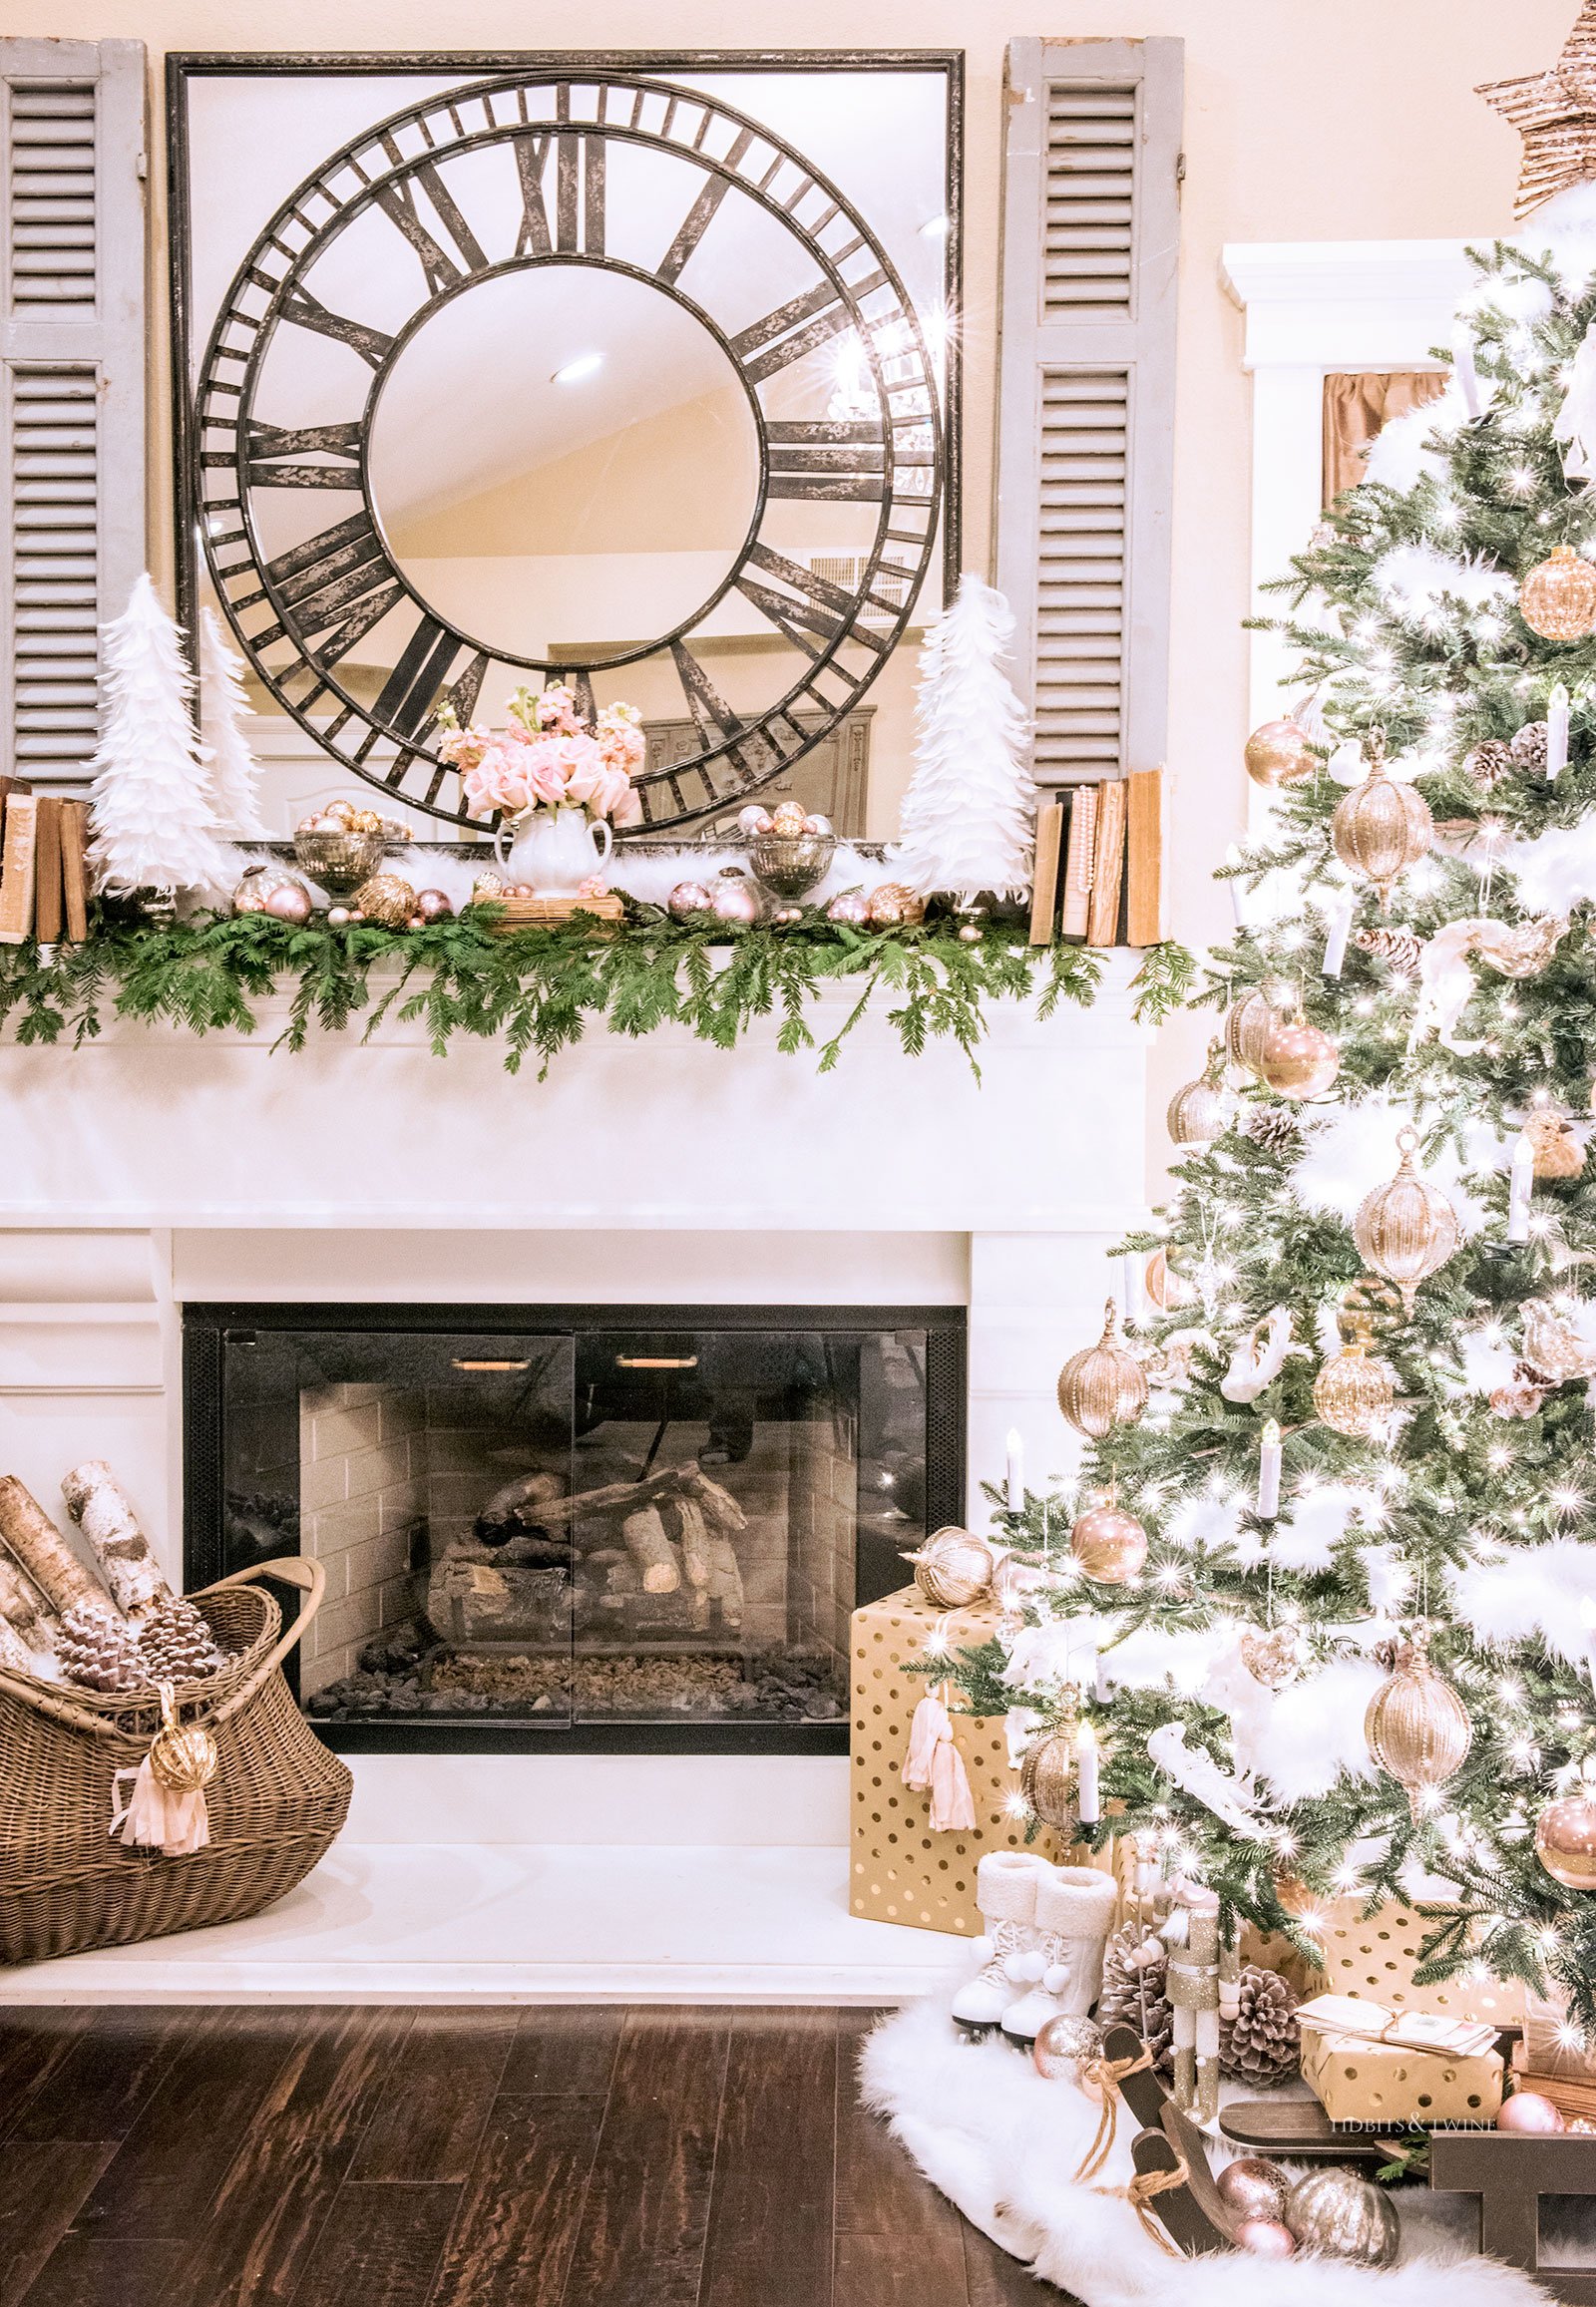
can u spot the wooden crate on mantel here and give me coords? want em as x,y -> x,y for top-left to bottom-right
850,1583 -> 1082,1935
483,893 -> 624,934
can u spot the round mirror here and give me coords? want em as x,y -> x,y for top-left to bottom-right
367,265 -> 762,668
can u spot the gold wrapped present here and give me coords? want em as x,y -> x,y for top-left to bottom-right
1299,1993 -> 1504,2125
1318,1897 -> 1524,2030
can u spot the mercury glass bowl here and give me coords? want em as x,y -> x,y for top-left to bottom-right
292,827 -> 390,897
747,829 -> 837,901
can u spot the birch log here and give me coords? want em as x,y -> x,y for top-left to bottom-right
676,1498 -> 713,1630
0,1614 -> 36,1676
0,1552 -> 60,1656
706,1530 -> 745,1629
0,1477 -> 115,1619
622,1505 -> 680,1594
61,1461 -> 172,1626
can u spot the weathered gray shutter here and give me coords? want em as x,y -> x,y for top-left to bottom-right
0,39 -> 146,784
996,37 -> 1182,786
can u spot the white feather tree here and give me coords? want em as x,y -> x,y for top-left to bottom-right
86,576 -> 231,899
198,605 -> 267,839
895,575 -> 1037,902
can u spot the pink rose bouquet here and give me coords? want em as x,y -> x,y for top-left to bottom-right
437,685 -> 643,827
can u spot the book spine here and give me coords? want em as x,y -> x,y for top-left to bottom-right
33,797 -> 63,946
0,794 -> 40,945
59,801 -> 90,941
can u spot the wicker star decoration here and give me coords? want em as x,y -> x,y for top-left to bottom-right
1478,2 -> 1596,219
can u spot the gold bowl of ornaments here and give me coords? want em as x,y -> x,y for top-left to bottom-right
292,801 -> 394,895
744,800 -> 837,901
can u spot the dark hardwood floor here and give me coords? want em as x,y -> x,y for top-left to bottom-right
0,2006 -> 1042,2307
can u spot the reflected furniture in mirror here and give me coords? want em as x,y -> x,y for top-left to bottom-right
169,52 -> 961,841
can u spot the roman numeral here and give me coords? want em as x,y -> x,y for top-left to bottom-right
735,542 -> 888,658
239,420 -> 362,490
670,641 -> 743,753
555,132 -> 605,255
373,616 -> 473,742
765,420 -> 886,503
655,131 -> 752,287
254,511 -> 402,664
730,278 -> 885,387
279,286 -> 394,370
373,162 -> 489,297
514,132 -> 553,256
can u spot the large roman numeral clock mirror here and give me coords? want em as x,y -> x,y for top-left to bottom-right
171,54 -> 961,834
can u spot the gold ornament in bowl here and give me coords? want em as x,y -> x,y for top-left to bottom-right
352,873 -> 419,930
1353,1127 -> 1459,1314
1257,1010 -> 1341,1101
293,825 -> 389,896
747,829 -> 838,901
1056,1301 -> 1147,1438
1313,1315 -> 1396,1438
1519,545 -> 1596,642
1069,1496 -> 1148,1585
1019,1727 -> 1079,1828
1225,988 -> 1283,1076
903,1526 -> 996,1610
1244,718 -> 1317,789
1365,1624 -> 1471,1819
1535,1767 -> 1596,1890
1167,1043 -> 1231,1147
1331,738 -> 1433,911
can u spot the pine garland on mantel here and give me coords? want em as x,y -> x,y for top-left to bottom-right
0,907 -> 1194,1079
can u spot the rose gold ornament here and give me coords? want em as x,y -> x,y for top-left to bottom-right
774,907 -> 802,926
472,872 -> 509,903
1284,2169 -> 1397,2266
667,881 -> 713,922
1019,1727 -> 1079,1827
1031,2014 -> 1103,2082
327,905 -> 351,929
1498,2090 -> 1568,2133
1167,1043 -> 1230,1146
1519,545 -> 1596,641
709,868 -> 764,928
1313,1316 -> 1396,1438
903,1526 -> 996,1611
827,891 -> 872,927
1236,2218 -> 1297,2258
263,880 -> 312,926
992,1551 -> 1044,1612
1144,1248 -> 1194,1311
1244,719 -> 1317,789
1331,736 -> 1433,911
1069,1497 -> 1148,1585
1365,1624 -> 1472,1819
415,889 -> 454,923
736,805 -> 774,838
1353,1127 -> 1460,1314
1257,1011 -> 1341,1101
804,814 -> 833,837
1225,988 -> 1283,1076
1535,1767 -> 1596,1890
230,865 -> 275,915
771,801 -> 809,837
352,873 -> 418,930
1217,2157 -> 1292,2225
1056,1301 -> 1147,1438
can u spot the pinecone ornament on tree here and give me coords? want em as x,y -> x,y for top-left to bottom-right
1511,720 -> 1549,773
1355,925 -> 1423,973
1242,1105 -> 1302,1157
1464,738 -> 1514,787
55,1603 -> 149,1694
140,1595 -> 226,1683
1093,1922 -> 1174,2072
1220,1963 -> 1302,2085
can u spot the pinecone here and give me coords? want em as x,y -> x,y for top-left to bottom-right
1464,738 -> 1514,787
55,1603 -> 149,1694
1511,720 -> 1549,773
1093,1923 -> 1173,2073
1491,1362 -> 1548,1419
1220,1963 -> 1302,2086
1242,1105 -> 1302,1156
1355,925 -> 1423,973
140,1595 -> 226,1683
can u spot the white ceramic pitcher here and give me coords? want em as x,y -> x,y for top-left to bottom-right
497,806 -> 613,896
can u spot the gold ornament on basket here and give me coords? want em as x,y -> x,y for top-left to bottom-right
1330,731 -> 1433,911
903,1526 -> 996,1610
1523,1106 -> 1586,1180
1240,1623 -> 1306,1691
1535,1763 -> 1596,1891
1020,1725 -> 1080,1829
1257,1009 -> 1341,1102
1056,1302 -> 1148,1438
1225,988 -> 1284,1076
1167,1043 -> 1230,1147
1353,1127 -> 1460,1315
1312,1311 -> 1396,1439
1069,1491 -> 1149,1585
1365,1624 -> 1472,1820
1244,719 -> 1317,789
352,873 -> 418,930
149,1712 -> 219,1794
1516,545 -> 1596,641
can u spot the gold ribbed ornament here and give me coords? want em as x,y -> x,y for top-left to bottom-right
1056,1301 -> 1148,1438
1244,719 -> 1317,789
1020,1729 -> 1079,1829
1312,1316 -> 1396,1438
1225,989 -> 1283,1076
1330,735 -> 1433,911
903,1526 -> 996,1610
149,1717 -> 219,1793
1167,1043 -> 1230,1146
1518,545 -> 1596,641
352,873 -> 419,929
1352,1128 -> 1460,1315
1364,1625 -> 1472,1819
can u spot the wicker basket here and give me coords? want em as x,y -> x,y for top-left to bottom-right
0,1558 -> 352,1967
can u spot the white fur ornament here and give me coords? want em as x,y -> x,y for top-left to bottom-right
1555,318 -> 1596,485
1252,1657 -> 1386,1804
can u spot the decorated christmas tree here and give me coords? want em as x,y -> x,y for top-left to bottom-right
198,604 -> 267,840
895,573 -> 1036,904
948,180 -> 1596,2039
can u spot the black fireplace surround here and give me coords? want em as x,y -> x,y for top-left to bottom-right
184,1303 -> 967,1754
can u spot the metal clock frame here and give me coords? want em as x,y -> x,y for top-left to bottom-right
168,51 -> 964,833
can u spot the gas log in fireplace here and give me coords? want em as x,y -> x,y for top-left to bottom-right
183,1304 -> 966,1752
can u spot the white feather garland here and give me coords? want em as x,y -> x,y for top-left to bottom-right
1289,1095 -> 1490,1235
1449,1539 -> 1596,1670
1270,1483 -> 1373,1573
1253,1658 -> 1386,1803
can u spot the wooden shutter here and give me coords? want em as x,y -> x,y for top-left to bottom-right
0,39 -> 146,785
996,38 -> 1182,787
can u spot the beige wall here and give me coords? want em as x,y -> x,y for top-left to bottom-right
21,0 -> 1566,1185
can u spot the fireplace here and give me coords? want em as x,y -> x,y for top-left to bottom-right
183,1303 -> 966,1753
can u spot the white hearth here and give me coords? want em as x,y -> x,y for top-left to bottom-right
0,964 -> 1147,2001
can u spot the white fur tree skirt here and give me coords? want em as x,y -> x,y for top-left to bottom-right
860,1988 -> 1553,2307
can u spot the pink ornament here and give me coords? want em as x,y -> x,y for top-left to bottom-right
407,914 -> 425,931
668,881 -> 713,922
415,889 -> 454,923
514,884 -> 533,900
327,905 -> 351,929
263,881 -> 312,926
1235,2219 -> 1296,2258
710,871 -> 763,927
1498,2091 -> 1566,2133
826,891 -> 871,927
803,813 -> 832,836
736,805 -> 773,837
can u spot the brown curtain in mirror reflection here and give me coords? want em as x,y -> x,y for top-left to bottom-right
1323,372 -> 1448,505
